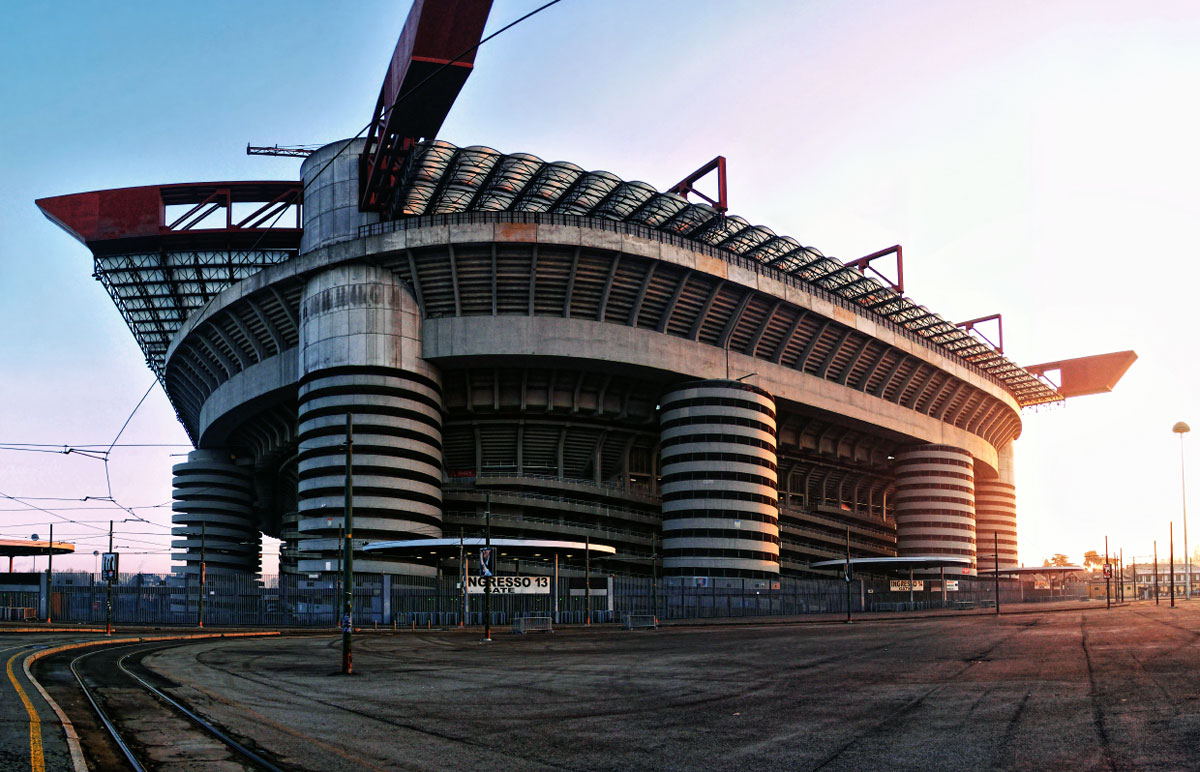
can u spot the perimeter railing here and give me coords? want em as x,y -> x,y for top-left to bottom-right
33,571 -> 1069,628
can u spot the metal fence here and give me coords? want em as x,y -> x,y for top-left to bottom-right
31,571 -> 1083,628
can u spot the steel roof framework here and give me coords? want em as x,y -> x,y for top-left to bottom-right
382,140 -> 1062,407
36,182 -> 302,375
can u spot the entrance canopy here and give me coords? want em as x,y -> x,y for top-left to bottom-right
0,539 -> 75,558
811,556 -> 973,574
364,537 -> 616,565
994,565 -> 1084,576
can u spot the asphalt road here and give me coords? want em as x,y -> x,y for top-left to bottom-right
0,631 -> 106,772
133,602 -> 1200,772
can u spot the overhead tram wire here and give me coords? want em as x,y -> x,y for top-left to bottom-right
298,0 -> 569,200
0,489 -> 110,532
20,3 -> 570,570
101,379 -> 158,500
0,443 -> 190,449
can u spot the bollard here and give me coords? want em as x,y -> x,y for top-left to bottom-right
411,619 -> 415,632
427,619 -> 431,630
374,621 -> 377,630
392,620 -> 397,631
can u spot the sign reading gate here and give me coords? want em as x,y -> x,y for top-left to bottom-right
468,576 -> 550,594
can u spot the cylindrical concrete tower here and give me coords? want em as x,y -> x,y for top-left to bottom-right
893,444 -> 976,574
660,380 -> 780,577
300,138 -> 379,254
295,263 -> 443,576
171,449 -> 258,577
975,470 -> 1018,570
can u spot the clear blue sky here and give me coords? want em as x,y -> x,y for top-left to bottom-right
3,0 -> 1198,574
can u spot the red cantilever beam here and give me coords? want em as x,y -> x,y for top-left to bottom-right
668,156 -> 728,213
957,313 -> 1003,354
1024,351 -> 1138,399
845,245 -> 903,294
360,0 -> 494,212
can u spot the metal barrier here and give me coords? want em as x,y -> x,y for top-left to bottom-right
0,607 -> 36,622
32,572 -> 1037,627
512,616 -> 554,634
624,614 -> 658,630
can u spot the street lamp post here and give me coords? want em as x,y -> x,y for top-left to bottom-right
1174,421 -> 1190,600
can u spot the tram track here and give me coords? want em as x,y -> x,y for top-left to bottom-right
32,635 -> 286,772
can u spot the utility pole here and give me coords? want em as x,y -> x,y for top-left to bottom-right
651,532 -> 658,621
484,492 -> 492,641
585,535 -> 591,626
1155,540 -> 1160,605
1105,536 -> 1110,611
342,414 -> 354,675
844,526 -> 852,624
46,523 -> 53,624
1117,549 -> 1122,603
994,532 -> 1000,616
335,524 -> 343,626
459,528 -> 465,627
106,520 -> 113,636
197,521 -> 206,628
1171,523 -> 1176,608
554,551 -> 560,624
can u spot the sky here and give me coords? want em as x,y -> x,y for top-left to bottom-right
2,0 -> 1199,575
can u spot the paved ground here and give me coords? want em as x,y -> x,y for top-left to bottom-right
128,602 -> 1200,772
0,632 -> 107,772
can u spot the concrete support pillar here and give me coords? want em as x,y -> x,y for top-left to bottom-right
295,263 -> 443,577
170,449 -> 258,578
893,444 -> 976,576
660,379 -> 781,578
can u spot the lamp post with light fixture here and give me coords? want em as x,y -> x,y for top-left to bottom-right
1174,421 -> 1190,599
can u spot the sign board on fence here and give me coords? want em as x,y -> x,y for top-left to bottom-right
467,576 -> 549,594
101,552 -> 119,582
889,579 -> 924,592
945,580 -> 958,592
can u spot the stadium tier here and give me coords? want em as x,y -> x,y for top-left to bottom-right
37,136 -> 1059,582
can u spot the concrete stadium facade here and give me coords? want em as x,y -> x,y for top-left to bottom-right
43,137 -> 1059,584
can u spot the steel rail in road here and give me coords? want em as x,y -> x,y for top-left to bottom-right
69,641 -> 285,772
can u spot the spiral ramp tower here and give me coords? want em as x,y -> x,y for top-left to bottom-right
892,445 -> 977,575
660,380 -> 781,578
294,263 -> 444,576
170,450 -> 259,610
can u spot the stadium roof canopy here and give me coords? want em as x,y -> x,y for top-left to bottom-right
35,182 -> 302,375
35,147 -> 1064,408
377,140 -> 1062,408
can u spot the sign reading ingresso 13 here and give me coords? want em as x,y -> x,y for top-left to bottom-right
467,576 -> 550,594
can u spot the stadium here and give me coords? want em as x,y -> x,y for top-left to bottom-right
33,0 -> 1133,618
